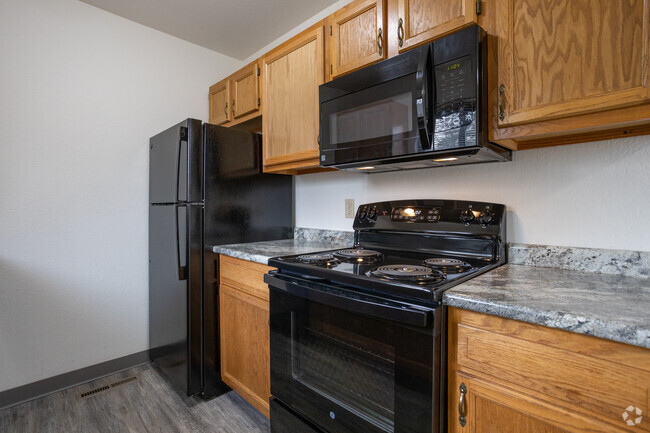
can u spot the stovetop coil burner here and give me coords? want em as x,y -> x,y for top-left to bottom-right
296,254 -> 339,267
334,249 -> 383,262
368,264 -> 445,284
423,258 -> 472,274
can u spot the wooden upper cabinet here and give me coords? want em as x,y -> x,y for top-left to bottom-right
232,61 -> 261,119
209,79 -> 231,125
208,60 -> 262,127
394,0 -> 478,53
329,0 -> 387,79
262,24 -> 325,173
496,0 -> 650,128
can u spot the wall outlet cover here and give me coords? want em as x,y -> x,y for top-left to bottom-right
345,199 -> 355,218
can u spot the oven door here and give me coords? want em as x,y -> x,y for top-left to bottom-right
266,272 -> 440,433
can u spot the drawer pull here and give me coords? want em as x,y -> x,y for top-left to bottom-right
458,383 -> 467,427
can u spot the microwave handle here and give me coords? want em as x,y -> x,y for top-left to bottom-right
265,273 -> 432,328
416,44 -> 434,150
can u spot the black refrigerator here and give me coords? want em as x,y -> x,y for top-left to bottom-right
149,119 -> 293,398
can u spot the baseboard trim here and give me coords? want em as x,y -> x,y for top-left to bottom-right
0,350 -> 150,411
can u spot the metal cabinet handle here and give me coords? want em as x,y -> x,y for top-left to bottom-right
232,99 -> 236,115
377,28 -> 383,55
398,18 -> 404,47
458,383 -> 467,427
224,102 -> 228,119
498,84 -> 506,121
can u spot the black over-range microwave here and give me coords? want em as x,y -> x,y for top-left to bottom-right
319,25 -> 511,173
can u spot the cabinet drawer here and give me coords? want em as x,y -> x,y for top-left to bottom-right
453,309 -> 650,431
219,255 -> 273,301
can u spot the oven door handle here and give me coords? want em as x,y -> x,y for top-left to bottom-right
266,274 -> 432,328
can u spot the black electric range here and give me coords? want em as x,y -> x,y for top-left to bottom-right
270,246 -> 497,305
266,199 -> 506,433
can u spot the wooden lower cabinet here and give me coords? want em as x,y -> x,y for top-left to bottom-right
448,307 -> 650,433
219,255 -> 273,418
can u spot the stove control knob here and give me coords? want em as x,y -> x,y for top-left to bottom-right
358,210 -> 367,221
460,208 -> 475,224
367,208 -> 377,221
477,211 -> 495,226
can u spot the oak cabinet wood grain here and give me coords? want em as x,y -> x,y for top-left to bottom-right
262,24 -> 325,173
328,0 -> 387,79
487,0 -> 650,148
391,0 -> 478,54
209,60 -> 261,128
219,255 -> 273,418
208,79 -> 231,126
496,0 -> 649,128
448,308 -> 650,433
231,61 -> 261,120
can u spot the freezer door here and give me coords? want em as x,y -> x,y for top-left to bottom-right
203,124 -> 293,246
149,119 -> 203,204
149,203 -> 202,396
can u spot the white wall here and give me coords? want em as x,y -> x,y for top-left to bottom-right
296,136 -> 650,251
0,0 -> 242,392
242,0 -> 355,64
239,0 -> 649,252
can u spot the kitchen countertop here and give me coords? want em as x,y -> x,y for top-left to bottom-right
444,264 -> 650,349
213,238 -> 351,265
214,233 -> 650,349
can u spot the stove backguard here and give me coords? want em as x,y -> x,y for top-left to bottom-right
353,199 -> 506,263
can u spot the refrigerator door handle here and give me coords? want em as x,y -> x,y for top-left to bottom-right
176,204 -> 188,280
176,126 -> 188,203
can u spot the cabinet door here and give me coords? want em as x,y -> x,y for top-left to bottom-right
232,62 -> 260,119
220,283 -> 270,417
448,308 -> 650,433
209,80 -> 231,125
448,375 -> 630,433
496,0 -> 650,127
329,0 -> 387,79
262,25 -> 324,172
395,0 -> 478,53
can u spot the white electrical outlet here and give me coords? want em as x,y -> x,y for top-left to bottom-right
345,199 -> 355,218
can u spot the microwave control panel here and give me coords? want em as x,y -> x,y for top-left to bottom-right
435,55 -> 474,106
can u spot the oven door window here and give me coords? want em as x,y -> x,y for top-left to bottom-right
270,288 -> 435,433
293,303 -> 396,430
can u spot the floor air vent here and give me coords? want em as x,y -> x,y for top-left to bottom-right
78,376 -> 138,399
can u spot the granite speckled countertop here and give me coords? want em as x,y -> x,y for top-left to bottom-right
213,239 -> 351,265
444,264 -> 650,349
213,230 -> 650,349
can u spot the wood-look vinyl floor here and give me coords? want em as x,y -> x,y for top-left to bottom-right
0,364 -> 270,433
